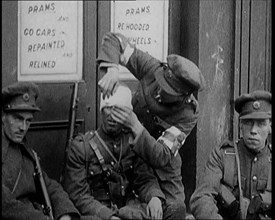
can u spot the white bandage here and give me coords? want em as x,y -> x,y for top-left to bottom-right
100,85 -> 133,111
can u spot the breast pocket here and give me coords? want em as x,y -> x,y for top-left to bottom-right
257,179 -> 267,192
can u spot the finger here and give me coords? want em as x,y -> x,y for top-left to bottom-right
111,82 -> 119,95
146,206 -> 150,217
111,112 -> 125,124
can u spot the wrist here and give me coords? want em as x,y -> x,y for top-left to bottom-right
132,121 -> 144,137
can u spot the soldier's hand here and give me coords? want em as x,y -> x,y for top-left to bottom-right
109,215 -> 121,220
146,197 -> 163,220
118,206 -> 150,220
59,214 -> 72,220
111,105 -> 144,137
98,66 -> 119,99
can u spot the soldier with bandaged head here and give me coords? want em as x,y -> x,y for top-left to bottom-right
96,32 -> 205,218
63,84 -> 185,219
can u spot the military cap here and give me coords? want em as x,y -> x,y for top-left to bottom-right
155,54 -> 205,96
2,81 -> 41,112
234,90 -> 271,119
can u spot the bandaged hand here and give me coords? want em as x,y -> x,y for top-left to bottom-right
146,197 -> 163,220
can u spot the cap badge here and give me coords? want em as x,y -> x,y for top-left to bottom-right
252,101 -> 260,110
23,93 -> 30,102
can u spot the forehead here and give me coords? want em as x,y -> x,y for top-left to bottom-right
5,111 -> 34,119
241,118 -> 271,124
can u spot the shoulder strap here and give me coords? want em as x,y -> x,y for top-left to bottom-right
89,137 -> 108,172
222,144 -> 236,188
94,131 -> 118,164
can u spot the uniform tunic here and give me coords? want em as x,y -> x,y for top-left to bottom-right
63,127 -> 165,220
2,133 -> 80,220
127,48 -> 199,203
98,33 -> 199,206
128,48 -> 199,139
190,138 -> 272,219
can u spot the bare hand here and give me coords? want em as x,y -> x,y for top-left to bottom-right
111,105 -> 144,137
110,215 -> 121,220
59,214 -> 71,220
146,197 -> 163,220
98,66 -> 119,99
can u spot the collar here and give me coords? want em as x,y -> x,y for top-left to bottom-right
238,138 -> 271,158
97,126 -> 124,144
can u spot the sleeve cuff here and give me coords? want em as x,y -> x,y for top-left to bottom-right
145,189 -> 165,204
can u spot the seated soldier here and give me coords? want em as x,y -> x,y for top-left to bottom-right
190,90 -> 272,220
2,82 -> 83,220
63,84 -> 171,220
96,32 -> 205,218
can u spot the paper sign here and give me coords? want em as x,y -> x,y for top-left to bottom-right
111,0 -> 168,79
18,1 -> 83,81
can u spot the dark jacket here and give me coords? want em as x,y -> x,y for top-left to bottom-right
2,133 -> 80,220
190,138 -> 272,220
97,33 -> 199,204
63,127 -> 165,220
128,48 -> 199,139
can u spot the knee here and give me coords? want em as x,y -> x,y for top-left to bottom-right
163,199 -> 186,220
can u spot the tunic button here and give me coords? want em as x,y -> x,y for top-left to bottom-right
90,171 -> 94,175
114,144 -> 117,149
252,175 -> 257,181
147,109 -> 150,114
111,161 -> 115,166
254,157 -> 258,162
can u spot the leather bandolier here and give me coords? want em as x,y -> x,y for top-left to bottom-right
81,131 -> 135,209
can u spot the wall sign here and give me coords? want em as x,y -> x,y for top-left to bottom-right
111,0 -> 168,79
18,1 -> 83,82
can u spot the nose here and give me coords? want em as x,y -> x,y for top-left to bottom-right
250,122 -> 258,135
19,120 -> 28,131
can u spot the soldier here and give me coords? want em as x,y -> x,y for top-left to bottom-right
63,84 -> 185,220
96,32 -> 205,217
2,82 -> 83,220
190,90 -> 272,220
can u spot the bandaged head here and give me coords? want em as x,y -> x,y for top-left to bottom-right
100,84 -> 133,111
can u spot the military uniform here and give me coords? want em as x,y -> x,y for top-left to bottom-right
97,33 -> 205,212
190,139 -> 272,219
63,127 -> 166,219
190,90 -> 272,220
2,131 -> 80,220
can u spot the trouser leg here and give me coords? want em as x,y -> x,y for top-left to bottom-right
163,199 -> 186,220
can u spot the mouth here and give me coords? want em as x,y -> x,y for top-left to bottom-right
247,138 -> 259,143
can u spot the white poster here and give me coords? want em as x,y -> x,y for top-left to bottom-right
111,0 -> 168,79
18,1 -> 83,82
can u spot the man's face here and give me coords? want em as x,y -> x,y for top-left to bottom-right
240,118 -> 271,152
101,106 -> 123,135
2,111 -> 34,144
